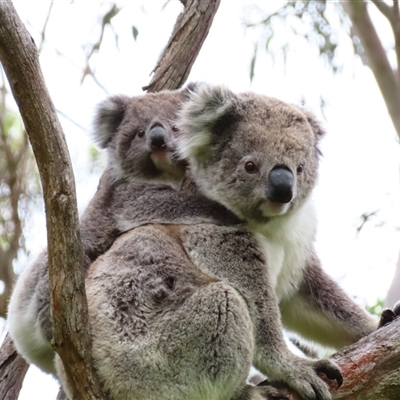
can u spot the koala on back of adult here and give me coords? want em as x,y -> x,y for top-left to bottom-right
7,85 -> 239,379
54,86 -> 381,400
176,84 -> 378,350
93,88 -> 187,183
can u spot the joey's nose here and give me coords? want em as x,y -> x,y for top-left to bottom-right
267,166 -> 294,203
149,125 -> 167,150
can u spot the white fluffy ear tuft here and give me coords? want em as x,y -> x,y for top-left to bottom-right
92,95 -> 130,149
301,108 -> 326,140
176,84 -> 237,161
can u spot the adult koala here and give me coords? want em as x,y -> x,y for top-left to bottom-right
55,85 -> 386,400
8,85 -> 239,378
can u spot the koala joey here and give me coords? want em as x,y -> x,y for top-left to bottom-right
54,84 -> 387,400
8,85 -> 239,378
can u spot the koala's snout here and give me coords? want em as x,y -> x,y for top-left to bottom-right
267,166 -> 294,204
149,125 -> 167,151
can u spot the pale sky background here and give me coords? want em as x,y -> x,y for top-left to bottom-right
3,1 -> 400,398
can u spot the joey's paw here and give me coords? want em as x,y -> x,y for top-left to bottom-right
279,358 -> 342,400
378,301 -> 400,328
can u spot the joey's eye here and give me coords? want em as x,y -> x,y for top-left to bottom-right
172,125 -> 179,132
137,129 -> 145,138
297,164 -> 304,175
244,161 -> 258,174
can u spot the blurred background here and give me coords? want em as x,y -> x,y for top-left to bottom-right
0,1 -> 399,398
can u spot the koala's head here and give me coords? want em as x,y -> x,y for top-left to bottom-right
92,87 -> 193,182
177,84 -> 325,223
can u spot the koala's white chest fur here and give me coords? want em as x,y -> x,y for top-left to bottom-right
248,198 -> 317,301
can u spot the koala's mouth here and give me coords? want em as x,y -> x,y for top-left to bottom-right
149,151 -> 186,181
260,200 -> 292,217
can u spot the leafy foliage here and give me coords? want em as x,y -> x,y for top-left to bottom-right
245,1 -> 355,81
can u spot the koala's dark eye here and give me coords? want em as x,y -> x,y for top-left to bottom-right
244,161 -> 258,174
297,164 -> 304,175
172,125 -> 179,132
137,129 -> 145,138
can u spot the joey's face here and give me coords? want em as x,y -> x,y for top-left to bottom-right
177,85 -> 324,222
93,90 -> 188,182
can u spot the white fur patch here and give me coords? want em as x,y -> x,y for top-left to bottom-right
248,197 -> 317,301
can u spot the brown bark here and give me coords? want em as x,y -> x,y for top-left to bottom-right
143,0 -> 221,92
0,335 -> 29,400
266,318 -> 400,400
0,2 -> 105,400
342,0 -> 400,140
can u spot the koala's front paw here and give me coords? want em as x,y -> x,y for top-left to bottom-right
378,300 -> 400,328
276,358 -> 342,400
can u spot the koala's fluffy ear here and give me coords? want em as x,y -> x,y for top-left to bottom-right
177,84 -> 239,161
301,108 -> 326,140
92,95 -> 130,149
301,108 -> 326,156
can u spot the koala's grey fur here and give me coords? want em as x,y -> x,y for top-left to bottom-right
52,85 -> 379,400
7,86 -> 239,378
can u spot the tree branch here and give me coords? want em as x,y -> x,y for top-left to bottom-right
394,0 -> 400,17
262,318 -> 400,400
0,2 -> 105,400
0,335 -> 29,400
143,0 -> 221,92
371,0 -> 394,22
342,0 -> 400,140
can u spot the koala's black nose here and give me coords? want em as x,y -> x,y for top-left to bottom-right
148,125 -> 167,150
267,166 -> 294,203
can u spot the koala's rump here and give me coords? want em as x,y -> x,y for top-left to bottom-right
86,224 -> 254,400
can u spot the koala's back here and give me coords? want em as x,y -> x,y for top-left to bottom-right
62,223 -> 265,400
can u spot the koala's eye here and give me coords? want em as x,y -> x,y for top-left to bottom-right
172,125 -> 179,132
137,129 -> 145,138
244,161 -> 258,174
297,164 -> 304,175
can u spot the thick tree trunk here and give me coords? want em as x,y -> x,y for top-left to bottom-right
0,2 -> 105,400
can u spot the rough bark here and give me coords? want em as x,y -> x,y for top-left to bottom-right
143,0 -> 221,92
265,318 -> 400,400
0,335 -> 29,400
0,2 -> 105,400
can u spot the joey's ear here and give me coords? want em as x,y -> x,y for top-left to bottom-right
301,108 -> 326,141
177,84 -> 239,161
92,95 -> 130,149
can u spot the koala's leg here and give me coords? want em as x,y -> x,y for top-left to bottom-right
177,225 -> 341,400
7,250 -> 56,376
279,252 -> 377,349
56,277 -> 255,400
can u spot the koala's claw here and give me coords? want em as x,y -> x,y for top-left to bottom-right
378,301 -> 400,328
313,359 -> 343,388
